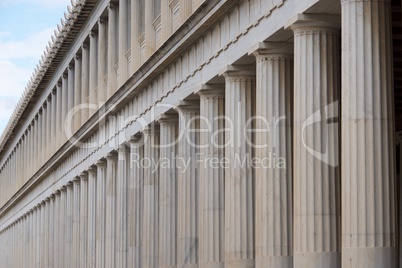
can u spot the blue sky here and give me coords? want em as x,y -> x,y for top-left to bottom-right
0,0 -> 69,135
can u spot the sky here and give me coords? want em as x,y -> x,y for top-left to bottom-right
0,0 -> 70,136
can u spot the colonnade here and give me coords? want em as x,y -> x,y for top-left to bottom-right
0,0 -> 205,208
0,0 -> 400,268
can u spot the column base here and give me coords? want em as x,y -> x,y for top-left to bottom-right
342,247 -> 397,268
199,261 -> 224,268
225,258 -> 255,268
294,252 -> 340,268
256,255 -> 293,268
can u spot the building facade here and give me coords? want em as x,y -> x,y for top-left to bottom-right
0,0 -> 401,267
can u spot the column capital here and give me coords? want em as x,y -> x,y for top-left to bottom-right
284,13 -> 341,31
98,17 -> 108,24
117,144 -> 129,154
79,171 -> 88,180
195,84 -> 225,98
143,124 -> 160,135
175,100 -> 200,112
90,30 -> 98,37
249,42 -> 293,57
156,113 -> 179,124
219,65 -> 256,78
129,134 -> 143,145
75,54 -> 82,60
96,158 -> 107,167
87,165 -> 97,174
106,151 -> 118,160
82,42 -> 89,50
68,62 -> 75,69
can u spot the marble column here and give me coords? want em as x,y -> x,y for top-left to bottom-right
177,101 -> 200,268
158,115 -> 178,268
251,43 -> 293,268
161,0 -> 172,42
197,86 -> 225,268
54,191 -> 61,267
72,177 -> 80,268
128,135 -> 144,267
66,182 -> 74,268
116,145 -> 129,268
130,0 -> 142,72
79,172 -> 88,268
145,0 -> 156,58
96,159 -> 107,268
51,89 -> 57,154
39,202 -> 45,267
142,126 -> 160,268
46,97 -> 52,159
341,1 -> 397,267
89,31 -> 99,116
81,43 -> 90,125
68,63 -> 75,131
220,66 -> 255,268
88,165 -> 97,268
59,186 -> 67,268
62,73 -> 69,143
288,15 -> 341,268
48,194 -> 55,268
106,152 -> 118,267
180,0 -> 192,23
98,18 -> 108,105
74,55 -> 82,132
118,0 -> 129,86
107,3 -> 119,98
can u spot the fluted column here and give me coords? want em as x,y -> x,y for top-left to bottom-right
51,90 -> 57,154
145,0 -> 156,58
59,187 -> 67,268
81,43 -> 90,125
341,1 -> 397,267
98,18 -> 108,105
119,0 -> 129,86
116,145 -> 129,268
142,126 -> 160,268
251,43 -> 293,268
46,97 -> 51,159
106,152 -> 118,267
96,160 -> 107,268
39,202 -> 45,267
158,115 -> 178,268
180,0 -> 192,23
88,166 -> 97,268
66,182 -> 74,268
72,177 -> 80,268
54,191 -> 61,267
48,194 -> 55,268
74,55 -> 82,132
221,66 -> 255,268
107,3 -> 119,98
128,135 -> 144,267
61,73 -> 68,143
89,31 -> 98,117
68,62 -> 75,130
130,0 -> 142,72
79,172 -> 88,268
289,16 -> 341,268
177,101 -> 200,268
161,0 -> 172,42
197,86 -> 225,268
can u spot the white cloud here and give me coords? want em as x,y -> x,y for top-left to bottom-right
0,60 -> 31,96
0,27 -> 55,60
0,0 -> 70,9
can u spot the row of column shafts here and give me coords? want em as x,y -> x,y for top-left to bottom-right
0,0 -> 401,268
0,0 -> 205,207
